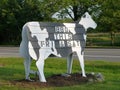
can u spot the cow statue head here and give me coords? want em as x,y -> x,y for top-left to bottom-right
79,12 -> 97,30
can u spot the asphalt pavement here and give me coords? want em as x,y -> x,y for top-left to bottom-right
0,47 -> 120,62
84,48 -> 120,62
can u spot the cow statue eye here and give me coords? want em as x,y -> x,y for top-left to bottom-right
83,14 -> 86,18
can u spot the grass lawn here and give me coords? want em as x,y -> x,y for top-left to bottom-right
0,57 -> 120,90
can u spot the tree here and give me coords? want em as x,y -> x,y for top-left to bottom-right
0,0 -> 22,44
0,0 -> 119,46
98,0 -> 120,45
0,0 -> 45,45
51,0 -> 101,21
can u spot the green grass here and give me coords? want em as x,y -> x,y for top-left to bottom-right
0,57 -> 120,90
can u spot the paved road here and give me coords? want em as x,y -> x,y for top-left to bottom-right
84,48 -> 120,62
0,47 -> 120,62
0,47 -> 19,57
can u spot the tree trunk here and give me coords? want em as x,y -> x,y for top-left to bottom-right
73,5 -> 78,21
110,31 -> 115,46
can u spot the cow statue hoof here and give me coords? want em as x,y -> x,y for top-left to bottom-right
25,77 -> 34,82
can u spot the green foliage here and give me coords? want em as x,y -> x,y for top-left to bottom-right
98,0 -> 120,33
51,0 -> 100,21
0,0 -> 120,46
98,0 -> 120,45
0,0 -> 47,45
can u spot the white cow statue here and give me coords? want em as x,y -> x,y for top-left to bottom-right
19,12 -> 97,82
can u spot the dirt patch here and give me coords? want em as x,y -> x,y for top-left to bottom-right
0,64 -> 5,67
11,73 -> 98,87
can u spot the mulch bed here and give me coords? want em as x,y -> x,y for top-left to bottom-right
11,73 -> 96,87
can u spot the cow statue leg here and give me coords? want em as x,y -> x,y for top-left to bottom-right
36,59 -> 46,82
36,50 -> 51,82
67,53 -> 73,74
76,51 -> 86,77
24,56 -> 33,81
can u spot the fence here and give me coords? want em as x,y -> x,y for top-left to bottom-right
86,33 -> 120,47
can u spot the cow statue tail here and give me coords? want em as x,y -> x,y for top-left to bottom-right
19,24 -> 29,59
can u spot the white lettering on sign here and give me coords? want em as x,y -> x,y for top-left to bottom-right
54,33 -> 73,40
32,26 -> 81,48
55,26 -> 70,33
59,40 -> 81,47
53,26 -> 80,47
39,40 -> 54,47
